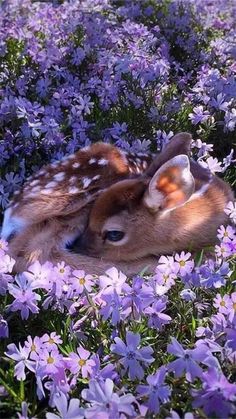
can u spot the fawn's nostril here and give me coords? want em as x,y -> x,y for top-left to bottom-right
66,235 -> 87,254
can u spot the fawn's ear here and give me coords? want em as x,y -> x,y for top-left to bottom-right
146,132 -> 192,177
144,154 -> 195,212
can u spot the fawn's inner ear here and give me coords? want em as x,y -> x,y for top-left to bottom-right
144,154 -> 195,212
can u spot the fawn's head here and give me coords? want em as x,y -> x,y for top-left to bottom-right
72,132 -> 219,260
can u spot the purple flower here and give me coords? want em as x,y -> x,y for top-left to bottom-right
46,392 -> 84,419
111,331 -> 154,380
167,338 -> 205,382
180,289 -> 196,302
99,291 -> 123,326
5,343 -> 36,380
82,378 -> 136,418
66,347 -> 95,378
188,106 -> 210,125
8,275 -> 41,320
144,299 -> 172,330
99,267 -> 127,296
192,368 -> 236,417
137,366 -> 171,414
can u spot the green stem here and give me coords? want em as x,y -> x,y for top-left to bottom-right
20,379 -> 25,401
0,375 -> 20,401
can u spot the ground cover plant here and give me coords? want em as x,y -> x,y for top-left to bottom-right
0,0 -> 236,417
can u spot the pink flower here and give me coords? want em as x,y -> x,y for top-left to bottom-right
66,346 -> 95,378
72,269 -> 95,294
174,252 -> 194,276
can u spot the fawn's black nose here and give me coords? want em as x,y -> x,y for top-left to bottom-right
66,234 -> 89,255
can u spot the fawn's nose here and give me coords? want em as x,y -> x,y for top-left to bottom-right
67,234 -> 91,255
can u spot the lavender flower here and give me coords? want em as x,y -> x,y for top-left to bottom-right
46,392 -> 84,419
137,366 -> 171,414
66,347 -> 95,378
82,378 -> 136,418
111,331 -> 154,380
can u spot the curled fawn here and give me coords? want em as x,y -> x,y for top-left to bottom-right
1,142 -> 156,274
71,133 -> 234,262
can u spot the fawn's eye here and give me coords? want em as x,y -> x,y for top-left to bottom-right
105,230 -> 125,242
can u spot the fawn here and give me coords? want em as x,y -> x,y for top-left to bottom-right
71,134 -> 234,262
1,142 -> 156,274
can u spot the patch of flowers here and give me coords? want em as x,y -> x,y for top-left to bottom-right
0,0 -> 236,417
0,215 -> 235,417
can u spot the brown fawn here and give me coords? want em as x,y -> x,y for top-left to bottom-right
1,142 -> 156,274
71,133 -> 234,262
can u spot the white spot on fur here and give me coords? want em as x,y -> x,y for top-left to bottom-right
38,170 -> 46,176
41,189 -> 53,195
68,186 -> 79,194
82,177 -> 92,188
98,158 -> 108,166
93,175 -> 100,181
69,176 -> 77,183
30,179 -> 40,187
72,162 -> 80,169
45,181 -> 58,189
54,172 -> 65,181
89,158 -> 97,164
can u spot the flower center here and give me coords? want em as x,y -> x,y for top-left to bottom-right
127,351 -> 135,359
47,356 -> 54,364
48,338 -> 55,344
79,359 -> 86,366
233,302 -> 236,311
220,300 -> 225,307
59,268 -> 65,273
31,343 -> 36,352
79,278 -> 85,285
179,260 -> 186,267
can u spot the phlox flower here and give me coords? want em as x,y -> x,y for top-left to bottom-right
156,255 -> 178,275
37,348 -> 64,377
180,288 -> 196,302
66,346 -> 95,379
111,331 -> 154,380
0,253 -> 15,274
174,252 -> 194,276
71,270 -> 95,294
89,354 -> 117,382
213,293 -> 232,315
41,332 -> 63,349
144,299 -> 172,330
8,275 -> 41,320
54,262 -> 72,281
23,260 -> 53,289
0,273 -> 14,295
82,378 -> 136,418
121,276 -> 145,320
188,105 -> 210,125
199,156 -> 223,174
199,260 -> 230,288
0,238 -> 8,252
217,225 -> 235,242
24,335 -> 44,359
224,201 -> 236,224
137,366 -> 171,414
99,267 -> 127,296
46,392 -> 84,419
215,241 -> 235,259
192,368 -> 236,417
99,291 -> 123,325
167,411 -> 194,419
17,401 -> 37,419
154,269 -> 176,289
5,343 -> 36,380
167,337 -> 206,382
